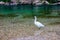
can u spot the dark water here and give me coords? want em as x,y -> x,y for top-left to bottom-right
0,4 -> 60,16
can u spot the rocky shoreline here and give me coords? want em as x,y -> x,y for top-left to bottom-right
0,0 -> 60,6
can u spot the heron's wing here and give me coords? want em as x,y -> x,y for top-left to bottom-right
36,21 -> 44,26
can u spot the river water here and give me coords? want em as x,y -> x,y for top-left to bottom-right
0,4 -> 60,16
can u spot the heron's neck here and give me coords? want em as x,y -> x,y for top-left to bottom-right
34,17 -> 37,22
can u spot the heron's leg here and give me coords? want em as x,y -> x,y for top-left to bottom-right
39,27 -> 44,30
39,28 -> 41,29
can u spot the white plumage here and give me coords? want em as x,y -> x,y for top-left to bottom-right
34,16 -> 44,28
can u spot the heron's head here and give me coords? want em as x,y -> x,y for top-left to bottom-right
34,16 -> 37,18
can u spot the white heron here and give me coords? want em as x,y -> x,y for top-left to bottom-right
34,16 -> 44,29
